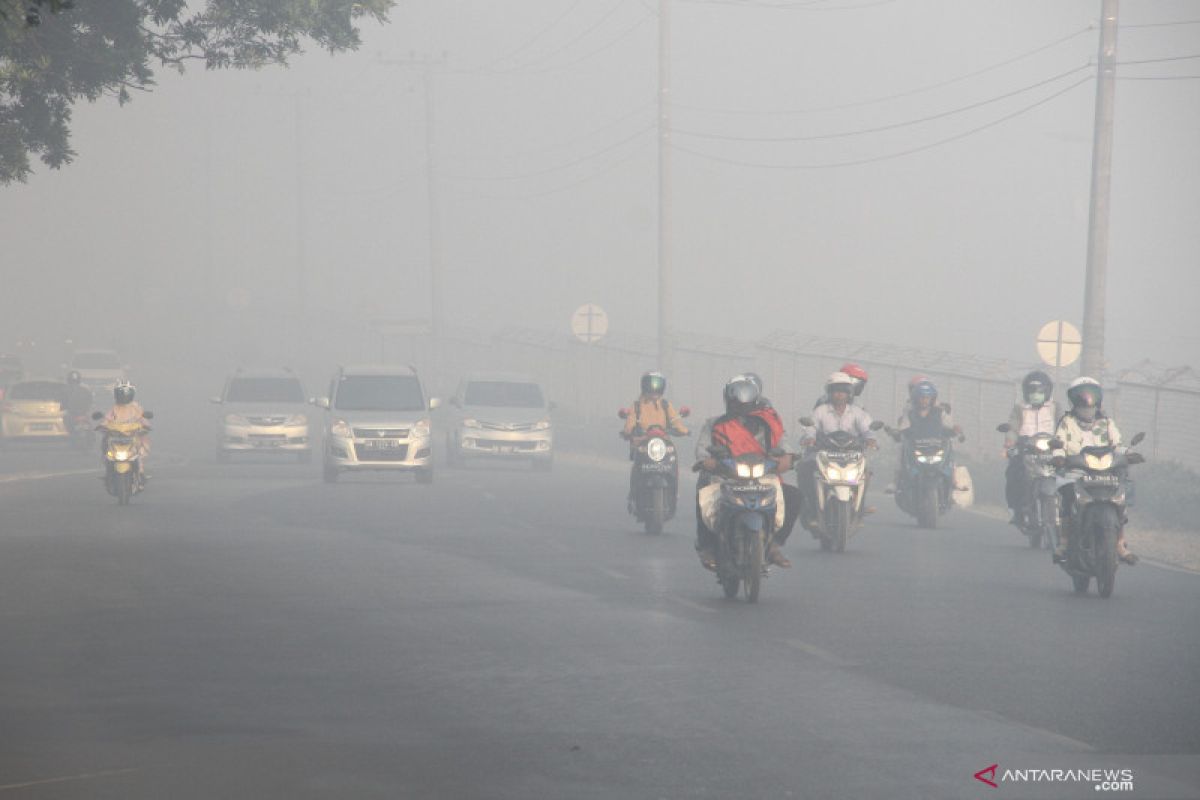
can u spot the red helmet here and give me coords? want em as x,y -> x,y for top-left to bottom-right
908,374 -> 930,388
839,363 -> 868,397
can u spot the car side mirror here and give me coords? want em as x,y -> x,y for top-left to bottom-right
143,410 -> 154,420
869,420 -> 884,431
618,408 -> 630,420
428,397 -> 441,411
679,406 -> 691,418
91,411 -> 103,420
996,423 -> 1011,433
1130,432 -> 1146,447
210,396 -> 223,405
798,417 -> 814,427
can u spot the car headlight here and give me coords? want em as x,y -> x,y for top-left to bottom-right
412,419 -> 431,438
224,413 -> 249,426
533,418 -> 551,431
462,418 -> 480,428
646,437 -> 668,462
285,413 -> 307,426
331,419 -> 352,438
1084,452 -> 1114,471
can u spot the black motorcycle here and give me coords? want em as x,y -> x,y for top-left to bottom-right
619,408 -> 690,534
1058,432 -> 1146,598
697,449 -> 782,603
997,425 -> 1060,550
891,427 -> 963,529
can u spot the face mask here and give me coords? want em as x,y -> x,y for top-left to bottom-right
1028,391 -> 1046,406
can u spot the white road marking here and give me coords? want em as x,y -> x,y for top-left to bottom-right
0,768 -> 137,791
785,639 -> 861,668
0,468 -> 97,484
597,567 -> 631,581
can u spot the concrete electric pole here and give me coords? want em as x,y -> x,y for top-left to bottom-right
1081,0 -> 1119,379
658,0 -> 673,378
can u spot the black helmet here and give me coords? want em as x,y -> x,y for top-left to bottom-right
114,380 -> 135,405
1021,370 -> 1053,405
743,372 -> 764,394
723,375 -> 760,413
66,370 -> 82,386
640,371 -> 666,396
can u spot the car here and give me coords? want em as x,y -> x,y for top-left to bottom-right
67,348 -> 127,392
316,365 -> 439,483
445,372 -> 554,470
211,368 -> 312,463
0,379 -> 68,441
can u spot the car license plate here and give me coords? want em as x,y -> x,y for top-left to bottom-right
30,423 -> 54,431
495,445 -> 514,454
254,440 -> 282,448
363,439 -> 401,450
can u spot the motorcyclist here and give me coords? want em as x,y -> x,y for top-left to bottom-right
1052,377 -> 1137,565
63,370 -> 93,430
811,362 -> 868,409
695,375 -> 797,570
622,371 -> 688,508
896,379 -> 962,439
1004,370 -> 1058,526
797,372 -> 878,529
103,380 -> 150,485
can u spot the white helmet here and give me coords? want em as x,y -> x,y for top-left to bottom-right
825,371 -> 855,400
1067,376 -> 1102,419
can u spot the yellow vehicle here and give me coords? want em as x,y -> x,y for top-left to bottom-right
0,380 -> 68,441
94,413 -> 153,505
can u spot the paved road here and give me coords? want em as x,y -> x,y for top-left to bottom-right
1,442 -> 1198,799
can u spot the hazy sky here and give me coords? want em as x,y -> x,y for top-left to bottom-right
2,0 -> 1197,373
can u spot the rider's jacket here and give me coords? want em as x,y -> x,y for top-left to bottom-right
105,401 -> 146,425
1053,412 -> 1121,458
1004,401 -> 1057,447
897,405 -> 954,440
802,403 -> 876,443
623,396 -> 687,438
64,385 -> 92,416
707,406 -> 785,458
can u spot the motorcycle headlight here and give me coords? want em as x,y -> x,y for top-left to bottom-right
224,413 -> 249,426
1034,438 -> 1051,452
462,418 -> 480,428
412,419 -> 431,438
824,464 -> 842,480
842,465 -> 861,481
330,419 -> 352,438
533,418 -> 551,431
1084,452 -> 1114,471
751,463 -> 765,478
285,413 -> 307,426
646,437 -> 668,462
914,452 -> 927,464
111,449 -> 131,461
736,463 -> 752,478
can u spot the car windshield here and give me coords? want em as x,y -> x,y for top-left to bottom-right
464,381 -> 544,408
335,375 -> 424,411
72,352 -> 121,369
226,377 -> 305,403
8,382 -> 65,402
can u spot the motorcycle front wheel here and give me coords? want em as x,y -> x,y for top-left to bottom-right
645,487 -> 665,535
117,472 -> 132,506
917,483 -> 938,529
744,531 -> 763,604
1094,507 -> 1120,599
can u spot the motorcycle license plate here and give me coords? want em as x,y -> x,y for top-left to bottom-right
362,439 -> 401,450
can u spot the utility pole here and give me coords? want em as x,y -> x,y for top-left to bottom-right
295,91 -> 309,328
379,53 -> 447,339
658,0 -> 673,377
1081,0 -> 1118,379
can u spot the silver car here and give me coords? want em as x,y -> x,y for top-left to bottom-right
212,368 -> 312,462
317,365 -> 439,484
446,372 -> 553,470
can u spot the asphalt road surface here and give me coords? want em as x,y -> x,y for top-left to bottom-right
1,440 -> 1198,799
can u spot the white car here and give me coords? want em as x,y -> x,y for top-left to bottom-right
446,372 -> 554,470
212,368 -> 311,462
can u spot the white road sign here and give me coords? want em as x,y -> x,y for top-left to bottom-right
571,304 -> 609,344
1037,320 -> 1082,368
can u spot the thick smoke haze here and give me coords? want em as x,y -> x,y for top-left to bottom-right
1,0 -> 1197,374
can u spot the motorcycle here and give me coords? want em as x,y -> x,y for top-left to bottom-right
618,407 -> 691,534
695,449 -> 783,603
1057,432 -> 1146,598
66,412 -> 95,451
798,419 -> 884,552
891,426 -> 964,528
997,424 -> 1060,550
93,410 -> 153,506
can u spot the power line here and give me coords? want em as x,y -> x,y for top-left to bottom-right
678,0 -> 899,10
672,26 -> 1093,116
488,0 -> 630,74
1121,19 -> 1200,29
675,64 -> 1090,142
443,124 -> 656,181
468,0 -> 588,72
671,75 -> 1091,170
1117,74 -> 1200,81
1118,53 -> 1200,65
466,140 -> 655,201
521,10 -> 655,74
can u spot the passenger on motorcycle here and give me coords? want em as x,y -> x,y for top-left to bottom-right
798,372 -> 879,528
103,380 -> 150,484
63,370 -> 93,427
1052,377 -> 1136,565
811,362 -> 868,409
622,371 -> 688,504
695,375 -> 798,570
1004,370 -> 1058,526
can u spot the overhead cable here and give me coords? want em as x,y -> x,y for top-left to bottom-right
671,76 -> 1092,170
672,26 -> 1093,116
675,64 -> 1090,142
488,0 -> 630,74
1118,53 -> 1200,66
445,101 -> 655,163
1117,74 -> 1200,81
1121,19 -> 1200,29
469,0 -> 588,72
520,10 -> 655,74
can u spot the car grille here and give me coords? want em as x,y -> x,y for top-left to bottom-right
480,421 -> 536,432
354,428 -> 409,439
475,439 -> 539,452
248,416 -> 288,426
354,443 -> 409,462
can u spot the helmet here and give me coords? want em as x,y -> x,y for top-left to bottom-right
840,363 -> 868,397
825,371 -> 855,401
1022,370 -> 1053,406
640,371 -> 666,396
1067,377 -> 1102,420
910,380 -> 938,401
723,375 -> 760,412
114,380 -> 135,405
743,372 -> 764,393
66,370 -> 82,386
908,374 -> 930,389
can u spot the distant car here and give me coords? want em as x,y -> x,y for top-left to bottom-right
316,365 -> 439,483
446,372 -> 553,470
0,379 -> 68,441
68,349 -> 127,392
212,368 -> 312,463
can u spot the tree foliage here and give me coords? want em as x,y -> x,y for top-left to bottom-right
0,0 -> 392,183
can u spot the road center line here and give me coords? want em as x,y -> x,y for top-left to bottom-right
785,638 -> 861,668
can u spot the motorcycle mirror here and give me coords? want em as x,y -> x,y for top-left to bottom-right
91,411 -> 103,420
618,408 -> 630,420
1049,438 -> 1064,449
1127,452 -> 1146,465
143,410 -> 154,419
313,397 -> 331,410
941,402 -> 953,414
428,397 -> 441,411
798,417 -> 815,427
1130,432 -> 1146,447
996,423 -> 1011,433
869,420 -> 884,431
679,406 -> 691,418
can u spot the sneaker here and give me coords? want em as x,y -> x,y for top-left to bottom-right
697,549 -> 718,572
1052,550 -> 1067,565
767,543 -> 791,569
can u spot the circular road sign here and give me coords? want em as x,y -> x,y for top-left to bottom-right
571,304 -> 609,345
1037,320 -> 1082,368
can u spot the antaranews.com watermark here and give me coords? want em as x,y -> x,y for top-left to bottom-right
975,764 -> 1135,792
